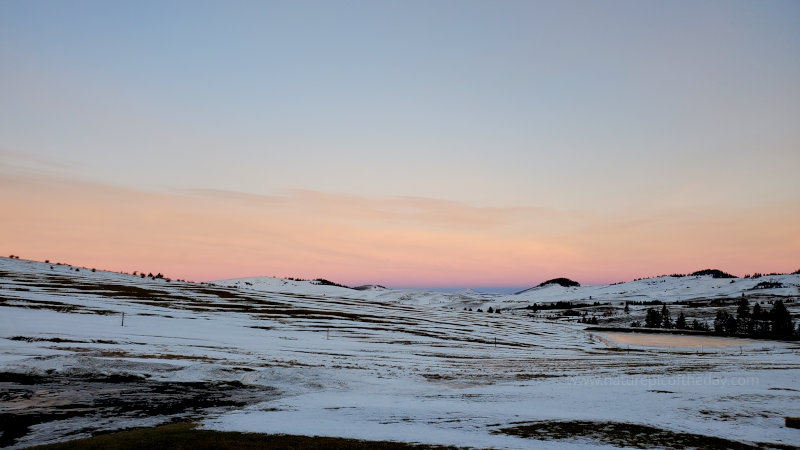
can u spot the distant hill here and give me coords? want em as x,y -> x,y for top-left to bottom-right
690,269 -> 737,279
352,285 -> 387,291
538,277 -> 580,288
514,277 -> 580,295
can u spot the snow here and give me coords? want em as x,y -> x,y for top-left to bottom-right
1,257 -> 799,448
504,274 -> 800,306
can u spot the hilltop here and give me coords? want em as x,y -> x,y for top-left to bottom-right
504,270 -> 799,307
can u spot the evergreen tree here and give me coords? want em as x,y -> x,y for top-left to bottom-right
675,312 -> 687,329
736,298 -> 751,334
660,305 -> 672,329
752,303 -> 762,320
645,308 -> 662,328
736,298 -> 750,320
624,302 -> 630,314
714,310 -> 732,335
724,315 -> 738,335
750,303 -> 764,335
770,300 -> 794,338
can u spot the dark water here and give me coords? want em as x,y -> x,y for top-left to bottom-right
0,372 -> 278,448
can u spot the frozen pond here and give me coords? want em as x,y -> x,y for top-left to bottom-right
596,331 -> 764,349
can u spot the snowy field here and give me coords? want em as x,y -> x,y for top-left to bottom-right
1,257 -> 799,449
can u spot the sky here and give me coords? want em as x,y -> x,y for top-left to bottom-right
1,0 -> 799,288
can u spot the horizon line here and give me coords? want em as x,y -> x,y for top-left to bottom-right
4,255 -> 797,291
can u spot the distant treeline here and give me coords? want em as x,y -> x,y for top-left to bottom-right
633,269 -> 737,281
632,300 -> 798,339
751,281 -> 784,289
630,268 -> 799,282
624,300 -> 663,306
285,277 -> 350,289
525,301 -> 609,311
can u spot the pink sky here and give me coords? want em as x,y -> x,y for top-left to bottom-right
2,2 -> 798,287
2,171 -> 797,287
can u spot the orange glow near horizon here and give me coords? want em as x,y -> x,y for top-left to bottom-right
1,171 -> 798,288
2,1 -> 799,289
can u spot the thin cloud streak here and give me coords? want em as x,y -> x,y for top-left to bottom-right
2,171 -> 798,287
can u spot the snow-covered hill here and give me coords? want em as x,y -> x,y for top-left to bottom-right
1,257 -> 799,449
213,270 -> 800,315
213,276 -> 493,308
505,273 -> 800,306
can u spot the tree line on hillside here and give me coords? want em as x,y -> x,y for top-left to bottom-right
631,305 -> 705,331
690,269 -> 737,279
525,301 -> 609,312
627,267 -> 800,282
284,277 -> 351,289
311,278 -> 350,288
463,307 -> 502,314
625,300 -> 663,306
745,272 -> 790,279
631,300 -> 798,339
